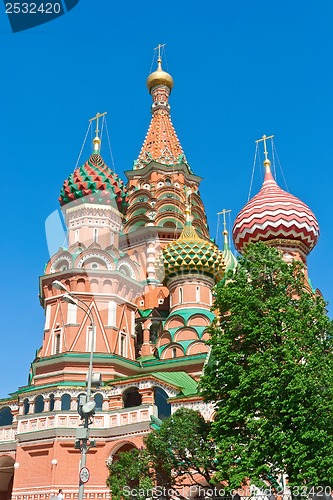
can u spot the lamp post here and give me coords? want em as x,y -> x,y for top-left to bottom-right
52,280 -> 97,500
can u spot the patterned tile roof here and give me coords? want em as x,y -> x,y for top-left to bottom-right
59,153 -> 128,213
233,163 -> 319,255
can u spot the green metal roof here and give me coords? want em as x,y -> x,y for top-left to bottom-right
151,371 -> 197,396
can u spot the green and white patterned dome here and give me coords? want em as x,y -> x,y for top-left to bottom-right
157,223 -> 225,283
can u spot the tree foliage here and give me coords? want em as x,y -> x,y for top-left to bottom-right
107,408 -> 217,499
200,242 -> 333,489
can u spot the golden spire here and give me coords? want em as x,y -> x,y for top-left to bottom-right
146,44 -> 174,93
179,187 -> 199,240
255,134 -> 274,172
89,111 -> 107,152
184,186 -> 193,225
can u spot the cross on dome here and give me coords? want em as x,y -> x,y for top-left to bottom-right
89,111 -> 107,152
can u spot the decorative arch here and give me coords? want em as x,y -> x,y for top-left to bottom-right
76,252 -> 113,270
187,315 -> 210,327
117,261 -> 136,279
161,343 -> 185,359
165,315 -> 185,329
157,331 -> 172,347
50,253 -> 72,273
108,441 -> 139,461
174,328 -> 199,342
186,341 -> 209,356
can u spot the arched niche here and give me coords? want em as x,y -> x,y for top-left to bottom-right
94,393 -> 103,411
153,387 -> 171,420
61,394 -> 71,411
162,344 -> 184,359
122,387 -> 142,408
34,395 -> 44,414
0,408 -> 13,427
165,316 -> 184,329
174,328 -> 199,342
187,342 -> 209,356
187,315 -> 210,327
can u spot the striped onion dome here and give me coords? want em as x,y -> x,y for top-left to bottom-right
157,222 -> 225,283
233,159 -> 319,255
59,153 -> 128,214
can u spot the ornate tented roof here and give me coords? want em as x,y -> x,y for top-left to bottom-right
233,160 -> 319,255
134,58 -> 188,169
157,223 -> 225,283
59,153 -> 128,214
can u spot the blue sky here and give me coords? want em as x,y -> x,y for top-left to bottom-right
1,0 -> 332,397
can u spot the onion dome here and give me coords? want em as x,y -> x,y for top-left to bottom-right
233,158 -> 319,255
157,222 -> 225,283
147,57 -> 174,93
222,230 -> 238,274
59,152 -> 128,214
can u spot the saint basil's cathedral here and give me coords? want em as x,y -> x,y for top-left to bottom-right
0,53 -> 319,500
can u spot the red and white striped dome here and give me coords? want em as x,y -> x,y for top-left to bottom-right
233,160 -> 319,255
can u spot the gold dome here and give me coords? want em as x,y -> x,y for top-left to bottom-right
146,58 -> 174,93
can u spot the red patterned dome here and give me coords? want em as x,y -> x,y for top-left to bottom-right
233,161 -> 319,256
59,153 -> 128,214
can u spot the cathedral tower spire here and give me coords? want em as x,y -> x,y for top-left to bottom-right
124,47 -> 210,238
133,49 -> 185,169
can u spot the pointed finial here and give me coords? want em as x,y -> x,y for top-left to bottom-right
218,209 -> 231,250
89,112 -> 107,152
255,134 -> 274,172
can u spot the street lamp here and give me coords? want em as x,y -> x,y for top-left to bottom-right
52,280 -> 98,500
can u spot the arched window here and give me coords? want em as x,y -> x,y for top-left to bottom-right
23,398 -> 30,415
172,348 -> 177,358
34,395 -> 44,414
93,228 -> 98,243
154,387 -> 171,420
61,394 -> 71,411
55,333 -> 61,354
120,334 -> 126,357
49,394 -> 55,412
165,178 -> 172,186
0,407 -> 13,426
94,393 -> 103,411
123,387 -> 142,408
135,323 -> 143,358
196,286 -> 200,303
150,322 -> 160,344
179,287 -> 183,304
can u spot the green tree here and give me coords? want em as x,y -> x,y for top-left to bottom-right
106,447 -> 153,500
107,408 -> 217,499
200,242 -> 333,490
